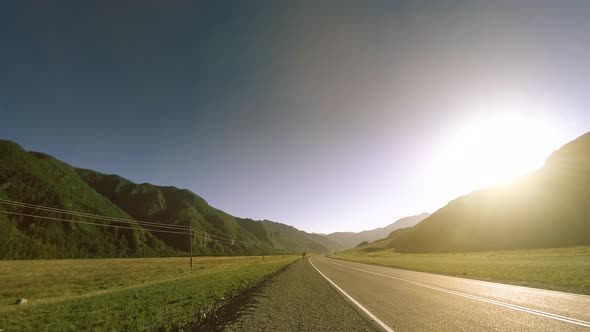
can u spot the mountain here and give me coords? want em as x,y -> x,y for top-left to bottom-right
0,140 -> 337,259
0,141 -> 173,259
358,131 -> 590,253
325,213 -> 430,249
76,168 -> 342,254
255,220 -> 343,252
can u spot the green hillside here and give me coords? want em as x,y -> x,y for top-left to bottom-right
0,141 -> 174,259
358,131 -> 590,253
256,219 -> 343,252
0,140 -> 335,259
76,168 -> 340,255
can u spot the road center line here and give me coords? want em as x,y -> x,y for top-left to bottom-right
308,259 -> 395,332
321,257 -> 590,328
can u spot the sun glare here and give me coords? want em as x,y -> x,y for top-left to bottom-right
431,114 -> 563,198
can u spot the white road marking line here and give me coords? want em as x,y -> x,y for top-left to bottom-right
308,259 -> 395,332
322,257 -> 590,328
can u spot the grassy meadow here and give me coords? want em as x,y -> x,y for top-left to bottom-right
328,246 -> 590,295
0,255 -> 298,331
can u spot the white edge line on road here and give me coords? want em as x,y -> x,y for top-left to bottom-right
308,259 -> 395,332
323,258 -> 590,328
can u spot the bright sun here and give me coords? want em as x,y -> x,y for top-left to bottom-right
431,114 -> 564,198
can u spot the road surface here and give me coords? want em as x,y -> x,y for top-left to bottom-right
223,259 -> 374,331
309,256 -> 590,331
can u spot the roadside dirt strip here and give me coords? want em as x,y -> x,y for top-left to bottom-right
223,258 -> 377,331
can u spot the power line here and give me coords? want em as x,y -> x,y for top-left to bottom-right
189,229 -> 253,246
0,198 -> 262,246
0,198 -> 190,230
0,198 -> 189,230
0,210 -> 258,247
189,228 -> 259,245
0,210 -> 190,235
190,231 -> 255,246
196,231 -> 259,245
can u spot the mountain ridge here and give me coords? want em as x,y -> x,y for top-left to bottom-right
0,139 -> 339,259
354,131 -> 590,253
325,213 -> 430,249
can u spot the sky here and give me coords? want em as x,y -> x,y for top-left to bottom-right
1,1 -> 590,233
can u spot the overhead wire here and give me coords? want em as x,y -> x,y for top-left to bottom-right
0,210 -> 189,235
0,198 -> 263,246
0,198 -> 189,230
189,227 -> 259,245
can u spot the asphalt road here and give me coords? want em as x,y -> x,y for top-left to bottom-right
309,256 -> 590,332
223,259 -> 376,331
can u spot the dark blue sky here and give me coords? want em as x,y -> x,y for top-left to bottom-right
2,1 -> 590,232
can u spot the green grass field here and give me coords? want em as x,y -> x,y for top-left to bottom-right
328,246 -> 590,295
0,255 -> 298,331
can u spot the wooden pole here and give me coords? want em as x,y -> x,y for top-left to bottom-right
189,224 -> 193,271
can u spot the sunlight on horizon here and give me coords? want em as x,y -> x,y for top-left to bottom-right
428,113 -> 566,201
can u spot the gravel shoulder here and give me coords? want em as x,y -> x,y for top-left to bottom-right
223,258 -> 377,332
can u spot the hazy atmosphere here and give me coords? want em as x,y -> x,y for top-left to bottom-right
2,1 -> 590,233
2,2 -> 590,331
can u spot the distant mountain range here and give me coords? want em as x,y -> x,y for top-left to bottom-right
0,140 -> 341,259
355,131 -> 590,253
6,129 -> 586,259
325,213 -> 430,249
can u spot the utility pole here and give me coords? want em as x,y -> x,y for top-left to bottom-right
189,224 -> 193,271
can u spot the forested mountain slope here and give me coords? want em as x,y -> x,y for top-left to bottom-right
357,132 -> 590,253
0,140 -> 336,259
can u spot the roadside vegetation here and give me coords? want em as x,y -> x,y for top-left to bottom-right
0,255 -> 298,331
329,246 -> 590,295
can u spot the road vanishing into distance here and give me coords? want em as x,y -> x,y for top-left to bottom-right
309,256 -> 590,332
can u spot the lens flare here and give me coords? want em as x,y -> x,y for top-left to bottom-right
430,114 -> 564,198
